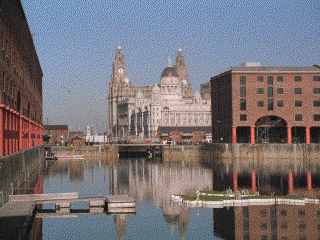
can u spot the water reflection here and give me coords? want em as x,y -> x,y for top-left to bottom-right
25,149 -> 320,239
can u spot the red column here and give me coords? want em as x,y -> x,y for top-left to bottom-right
287,126 -> 292,144
250,126 -> 255,144
288,170 -> 293,194
28,120 -> 31,148
0,107 -> 3,157
307,170 -> 312,192
306,126 -> 310,144
232,126 -> 237,144
19,115 -> 22,151
251,170 -> 257,193
233,170 -> 238,192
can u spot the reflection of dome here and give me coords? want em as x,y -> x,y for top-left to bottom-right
161,67 -> 179,78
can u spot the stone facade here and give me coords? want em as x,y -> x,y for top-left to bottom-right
108,46 -> 211,140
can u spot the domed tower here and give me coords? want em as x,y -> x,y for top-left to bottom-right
175,48 -> 193,99
160,58 -> 182,101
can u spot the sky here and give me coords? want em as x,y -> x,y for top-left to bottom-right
21,0 -> 320,133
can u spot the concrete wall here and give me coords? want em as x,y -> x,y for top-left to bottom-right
0,145 -> 44,206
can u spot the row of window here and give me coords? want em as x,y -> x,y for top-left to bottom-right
240,87 -> 320,97
240,99 -> 320,110
240,75 -> 320,85
240,114 -> 320,122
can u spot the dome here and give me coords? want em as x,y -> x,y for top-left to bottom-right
161,67 -> 178,78
181,79 -> 187,85
123,77 -> 130,84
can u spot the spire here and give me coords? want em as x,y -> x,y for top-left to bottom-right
167,57 -> 172,67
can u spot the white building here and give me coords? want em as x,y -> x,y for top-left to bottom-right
108,46 -> 211,140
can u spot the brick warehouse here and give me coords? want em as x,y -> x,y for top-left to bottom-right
210,63 -> 320,144
0,1 -> 43,156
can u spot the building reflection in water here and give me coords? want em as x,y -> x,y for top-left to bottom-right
110,158 -> 213,239
214,203 -> 320,240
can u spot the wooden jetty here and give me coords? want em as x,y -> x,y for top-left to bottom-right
106,195 -> 136,213
118,143 -> 163,158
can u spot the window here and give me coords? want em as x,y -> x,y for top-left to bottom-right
260,223 -> 267,230
298,222 -> 306,231
295,114 -> 302,121
240,114 -> 247,121
295,88 -> 302,94
314,88 -> 320,94
240,76 -> 246,85
243,206 -> 249,218
294,76 -> 302,82
267,87 -> 273,97
314,101 -> 320,107
268,99 -> 274,111
240,99 -> 246,110
240,86 -> 246,97
278,101 -> 284,107
295,101 -> 302,107
267,76 -> 273,85
0,30 -> 3,50
261,235 -> 267,240
277,88 -> 283,94
281,222 -> 288,230
318,210 -> 320,218
298,209 -> 305,217
277,76 -> 284,82
314,76 -> 320,82
257,76 -> 263,82
257,88 -> 264,94
258,101 -> 264,107
260,209 -> 267,217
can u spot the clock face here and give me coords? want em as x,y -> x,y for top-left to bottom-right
118,68 -> 124,74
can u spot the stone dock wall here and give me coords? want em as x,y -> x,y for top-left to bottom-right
0,145 -> 44,206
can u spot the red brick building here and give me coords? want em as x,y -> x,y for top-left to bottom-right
210,63 -> 320,144
43,125 -> 69,145
0,0 -> 43,156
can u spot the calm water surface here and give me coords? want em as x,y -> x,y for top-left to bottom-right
31,154 -> 320,240
36,157 -> 220,239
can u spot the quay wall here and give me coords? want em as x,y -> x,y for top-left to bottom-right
200,143 -> 320,173
52,145 -> 119,163
0,145 -> 44,206
162,144 -> 320,172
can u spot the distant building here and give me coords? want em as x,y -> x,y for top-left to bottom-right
210,63 -> 320,144
0,0 -> 43,156
43,125 -> 68,145
158,126 -> 212,144
108,46 -> 211,141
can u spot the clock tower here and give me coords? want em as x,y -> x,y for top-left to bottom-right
175,48 -> 193,98
108,45 -> 130,136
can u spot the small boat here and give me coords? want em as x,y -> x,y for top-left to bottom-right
56,154 -> 85,160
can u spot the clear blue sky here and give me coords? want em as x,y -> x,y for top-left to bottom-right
21,0 -> 320,133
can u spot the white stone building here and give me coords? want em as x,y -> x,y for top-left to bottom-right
108,46 -> 211,140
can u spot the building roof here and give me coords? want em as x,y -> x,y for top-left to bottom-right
158,126 -> 212,134
161,66 -> 179,78
44,125 -> 68,130
230,64 -> 320,72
